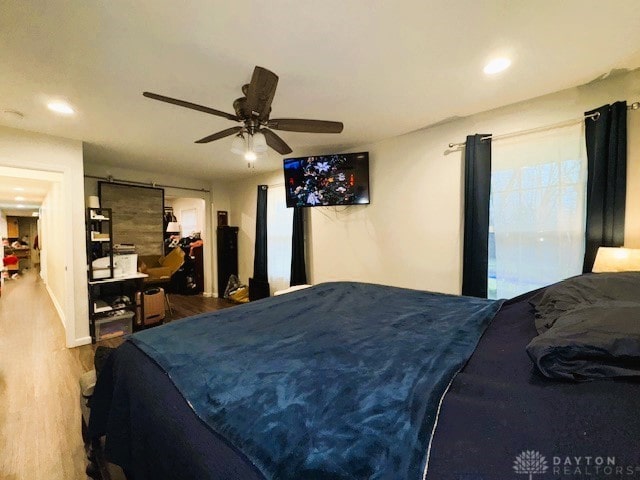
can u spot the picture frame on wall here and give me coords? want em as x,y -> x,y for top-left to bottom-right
217,210 -> 228,227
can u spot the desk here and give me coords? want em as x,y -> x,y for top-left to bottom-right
88,272 -> 148,286
88,273 -> 149,343
10,247 -> 31,270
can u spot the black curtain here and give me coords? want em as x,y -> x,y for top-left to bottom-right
290,207 -> 307,286
253,185 -> 268,280
582,101 -> 627,273
250,185 -> 270,300
462,134 -> 492,298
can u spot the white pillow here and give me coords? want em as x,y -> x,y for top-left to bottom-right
273,284 -> 312,296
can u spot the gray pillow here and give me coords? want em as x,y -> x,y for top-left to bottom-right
527,301 -> 640,381
529,272 -> 640,333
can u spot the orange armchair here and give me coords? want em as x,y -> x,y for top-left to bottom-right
139,247 -> 185,285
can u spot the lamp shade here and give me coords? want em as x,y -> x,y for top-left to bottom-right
166,222 -> 181,233
252,131 -> 268,153
231,134 -> 245,155
87,195 -> 100,209
592,247 -> 640,272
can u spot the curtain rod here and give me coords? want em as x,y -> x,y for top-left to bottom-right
84,174 -> 210,193
448,101 -> 640,149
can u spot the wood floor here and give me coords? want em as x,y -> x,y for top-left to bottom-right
0,271 -> 234,479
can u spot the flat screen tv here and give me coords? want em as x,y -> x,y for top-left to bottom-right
283,152 -> 370,208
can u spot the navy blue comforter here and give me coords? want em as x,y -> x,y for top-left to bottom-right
124,282 -> 501,480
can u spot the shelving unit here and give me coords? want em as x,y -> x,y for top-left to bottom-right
86,207 -> 114,281
86,207 -> 148,343
87,273 -> 148,343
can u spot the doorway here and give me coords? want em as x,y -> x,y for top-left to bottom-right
164,197 -> 208,294
0,165 -> 88,347
1,174 -> 50,285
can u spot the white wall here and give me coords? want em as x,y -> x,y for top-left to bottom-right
0,209 -> 6,239
228,69 -> 640,295
39,179 -> 66,319
624,110 -> 640,247
0,126 -> 88,347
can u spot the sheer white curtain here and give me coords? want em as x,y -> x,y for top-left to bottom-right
488,124 -> 587,299
267,185 -> 293,293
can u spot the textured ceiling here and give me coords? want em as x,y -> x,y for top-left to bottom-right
1,0 -> 640,180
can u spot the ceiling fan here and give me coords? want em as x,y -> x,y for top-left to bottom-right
143,66 -> 344,159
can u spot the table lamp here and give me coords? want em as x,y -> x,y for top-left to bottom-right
592,247 -> 640,272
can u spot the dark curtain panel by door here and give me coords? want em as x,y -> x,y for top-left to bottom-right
253,185 -> 268,280
462,134 -> 492,298
582,101 -> 627,273
250,185 -> 270,300
290,207 -> 307,286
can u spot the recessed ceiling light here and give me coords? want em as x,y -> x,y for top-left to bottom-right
14,196 -> 25,201
13,187 -> 25,191
16,204 -> 25,208
483,57 -> 511,75
47,100 -> 75,115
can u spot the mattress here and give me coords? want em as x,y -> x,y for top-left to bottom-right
89,282 -> 501,479
89,340 -> 265,480
426,290 -> 640,479
88,282 -> 640,479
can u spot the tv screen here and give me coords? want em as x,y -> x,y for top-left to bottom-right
283,152 -> 370,208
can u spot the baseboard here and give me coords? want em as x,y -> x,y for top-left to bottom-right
45,283 -> 66,328
44,283 -> 90,348
203,291 -> 214,298
70,336 -> 92,347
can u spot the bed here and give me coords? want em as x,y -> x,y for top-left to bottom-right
88,276 -> 640,479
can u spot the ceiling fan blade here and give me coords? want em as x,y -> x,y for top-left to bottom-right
262,128 -> 293,155
195,126 -> 243,144
245,66 -> 279,120
267,118 -> 344,134
143,92 -> 239,121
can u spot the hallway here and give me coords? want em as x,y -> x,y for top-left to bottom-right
0,271 -> 89,479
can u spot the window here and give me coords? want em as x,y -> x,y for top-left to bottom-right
266,185 -> 293,293
488,124 -> 587,299
180,208 -> 198,236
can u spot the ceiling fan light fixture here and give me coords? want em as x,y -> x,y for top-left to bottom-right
231,134 -> 245,155
244,150 -> 257,161
252,131 -> 268,153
